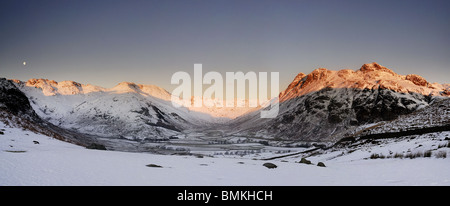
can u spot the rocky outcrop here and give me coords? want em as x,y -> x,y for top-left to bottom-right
359,62 -> 396,76
406,74 -> 428,87
0,78 -> 39,118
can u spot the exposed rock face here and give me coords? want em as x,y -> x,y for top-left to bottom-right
279,72 -> 306,100
0,78 -> 39,118
406,74 -> 428,87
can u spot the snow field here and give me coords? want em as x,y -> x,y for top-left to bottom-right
1,121 -> 449,186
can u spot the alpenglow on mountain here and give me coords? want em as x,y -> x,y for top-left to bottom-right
229,62 -> 449,142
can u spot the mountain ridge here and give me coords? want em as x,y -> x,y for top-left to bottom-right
2,62 -> 449,143
280,62 -> 449,102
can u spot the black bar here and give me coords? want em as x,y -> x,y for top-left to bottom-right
1,186 -> 448,205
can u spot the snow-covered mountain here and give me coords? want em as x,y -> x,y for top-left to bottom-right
2,62 -> 449,144
0,78 -> 100,146
11,77 -> 259,141
12,79 -> 206,140
279,62 -> 448,101
229,63 -> 449,142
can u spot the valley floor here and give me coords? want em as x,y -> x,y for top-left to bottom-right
1,122 -> 450,186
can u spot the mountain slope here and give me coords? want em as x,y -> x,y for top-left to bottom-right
343,98 -> 450,140
14,79 -> 216,140
0,78 -> 101,146
230,63 -> 449,142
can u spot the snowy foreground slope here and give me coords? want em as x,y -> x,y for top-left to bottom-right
1,121 -> 449,186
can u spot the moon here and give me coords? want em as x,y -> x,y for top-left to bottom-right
23,61 -> 26,66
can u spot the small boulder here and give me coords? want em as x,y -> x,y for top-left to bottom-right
317,162 -> 326,167
146,164 -> 163,168
299,158 -> 312,164
263,162 -> 277,169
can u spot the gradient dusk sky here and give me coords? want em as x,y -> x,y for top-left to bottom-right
1,0 -> 449,91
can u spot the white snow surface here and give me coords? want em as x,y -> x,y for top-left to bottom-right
1,121 -> 449,186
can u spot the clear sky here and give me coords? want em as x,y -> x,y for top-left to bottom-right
1,0 -> 449,92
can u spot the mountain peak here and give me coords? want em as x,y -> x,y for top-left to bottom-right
293,72 -> 306,82
308,68 -> 332,81
26,78 -> 57,86
359,62 -> 396,75
112,82 -> 140,92
22,78 -> 106,96
116,81 -> 137,86
111,82 -> 171,100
